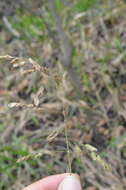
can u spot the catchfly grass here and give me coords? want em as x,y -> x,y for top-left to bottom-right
1,54 -> 111,173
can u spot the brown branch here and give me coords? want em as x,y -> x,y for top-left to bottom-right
48,0 -> 83,99
49,0 -> 72,67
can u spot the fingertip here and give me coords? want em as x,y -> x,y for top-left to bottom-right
22,173 -> 81,190
57,173 -> 82,190
22,173 -> 68,190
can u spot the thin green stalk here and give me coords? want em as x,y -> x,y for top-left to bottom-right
64,120 -> 72,173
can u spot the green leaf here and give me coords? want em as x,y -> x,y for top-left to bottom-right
83,72 -> 91,89
9,14 -> 45,41
74,0 -> 98,12
56,0 -> 64,11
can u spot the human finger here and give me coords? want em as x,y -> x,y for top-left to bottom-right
22,173 -> 69,190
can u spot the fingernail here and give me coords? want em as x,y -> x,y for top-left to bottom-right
58,174 -> 82,190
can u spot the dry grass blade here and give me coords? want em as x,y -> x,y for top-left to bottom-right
47,130 -> 59,142
8,102 -> 34,109
0,55 -> 15,60
33,96 -> 40,107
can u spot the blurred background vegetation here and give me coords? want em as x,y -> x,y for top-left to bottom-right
0,0 -> 126,189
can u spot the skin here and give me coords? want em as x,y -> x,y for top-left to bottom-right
22,173 -> 70,190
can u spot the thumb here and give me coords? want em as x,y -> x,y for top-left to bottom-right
57,174 -> 82,190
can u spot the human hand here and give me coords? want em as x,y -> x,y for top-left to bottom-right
23,173 -> 82,190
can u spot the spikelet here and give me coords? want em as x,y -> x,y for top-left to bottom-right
16,151 -> 53,163
84,144 -> 98,152
90,152 -> 111,171
84,144 -> 111,171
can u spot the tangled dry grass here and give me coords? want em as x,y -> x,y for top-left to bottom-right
0,0 -> 126,190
